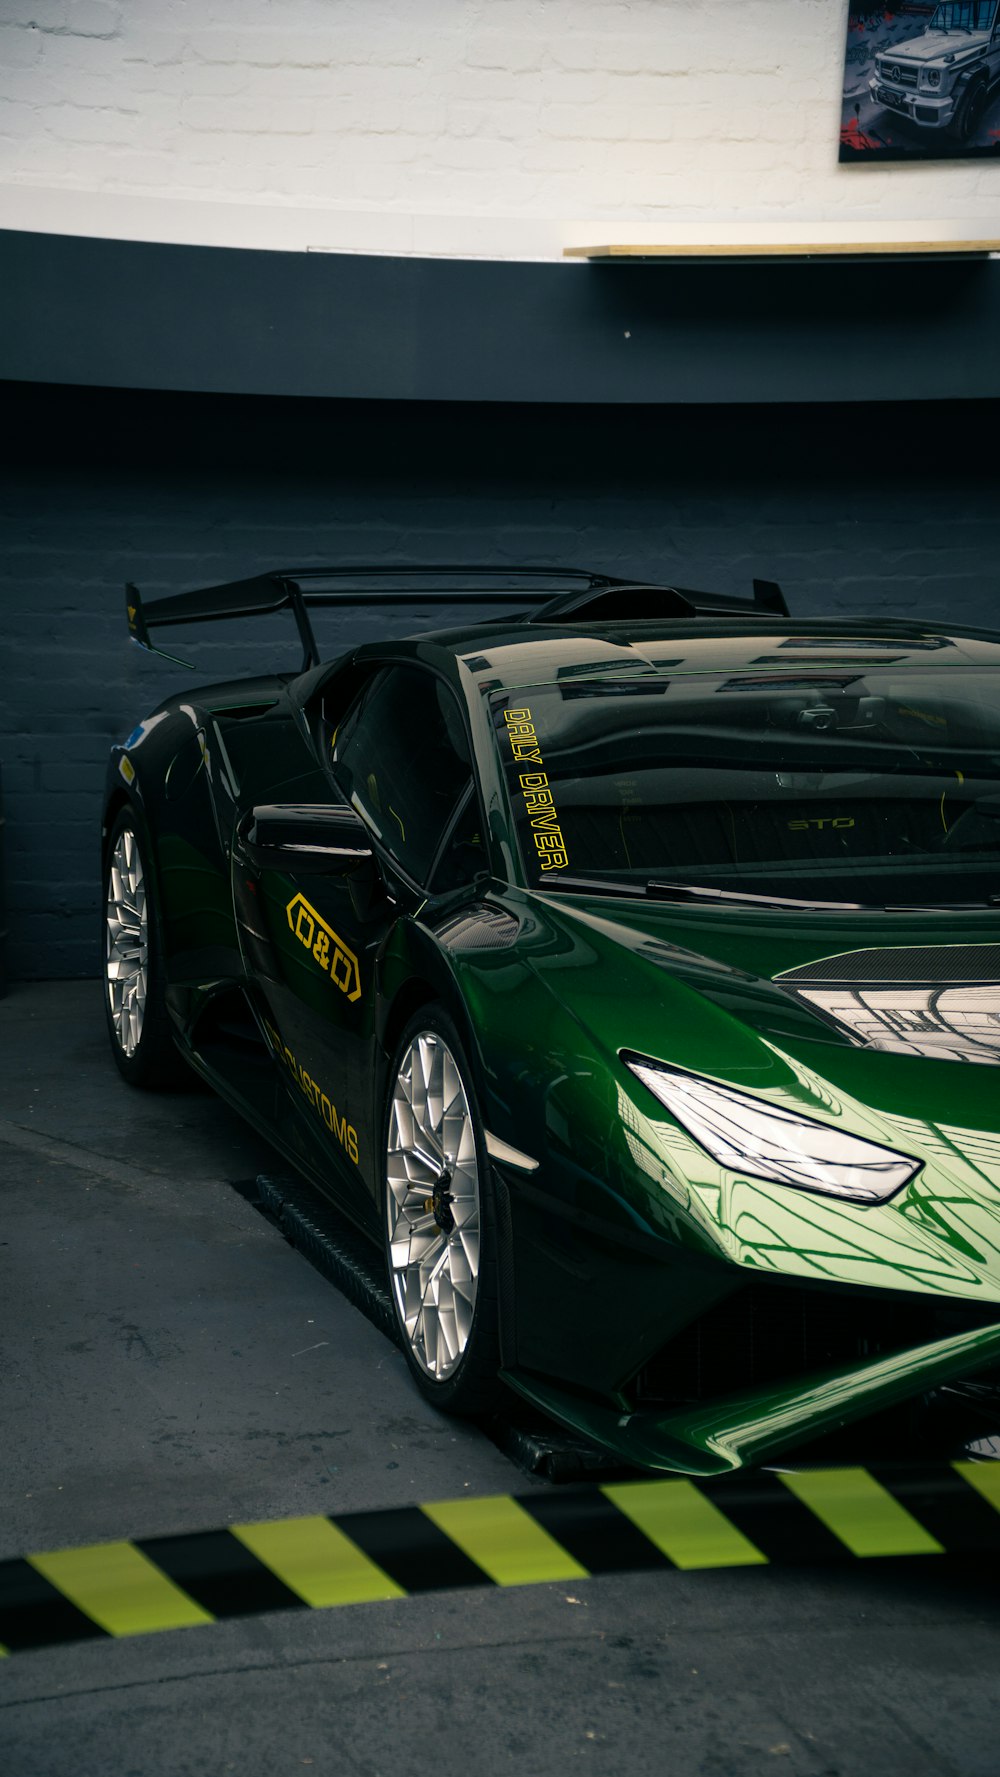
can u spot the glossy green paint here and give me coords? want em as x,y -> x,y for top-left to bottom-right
500,888 -> 1000,1297
104,615 -> 1000,1472
427,879 -> 1000,1423
504,1321 -> 1000,1476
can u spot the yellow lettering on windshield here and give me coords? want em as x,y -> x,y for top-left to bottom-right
503,709 -> 569,872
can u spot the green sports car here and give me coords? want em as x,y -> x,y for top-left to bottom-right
102,567 -> 1000,1474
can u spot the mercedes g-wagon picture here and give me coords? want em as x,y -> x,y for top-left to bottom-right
869,0 -> 1000,140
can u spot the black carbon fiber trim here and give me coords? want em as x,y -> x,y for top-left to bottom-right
435,904 -> 521,952
778,945 -> 1000,986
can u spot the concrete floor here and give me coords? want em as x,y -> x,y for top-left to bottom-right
2,982 -> 1000,1777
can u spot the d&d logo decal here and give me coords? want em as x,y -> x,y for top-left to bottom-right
286,892 -> 361,1002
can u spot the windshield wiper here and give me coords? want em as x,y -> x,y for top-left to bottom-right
537,873 -> 648,899
538,877 -> 1000,912
646,881 -> 867,911
883,899 -> 1000,911
537,875 -> 865,910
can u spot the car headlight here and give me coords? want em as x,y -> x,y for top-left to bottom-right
621,1053 -> 920,1204
923,68 -> 942,89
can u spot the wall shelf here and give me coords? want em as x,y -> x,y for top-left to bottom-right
564,241 -> 1000,263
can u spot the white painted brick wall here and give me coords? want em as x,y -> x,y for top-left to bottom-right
0,0 -> 996,255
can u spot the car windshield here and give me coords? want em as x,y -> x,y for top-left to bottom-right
929,1 -> 995,29
492,669 -> 1000,908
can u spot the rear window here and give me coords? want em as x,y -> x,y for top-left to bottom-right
491,670 -> 1000,906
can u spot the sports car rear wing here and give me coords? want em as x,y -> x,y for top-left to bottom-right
125,566 -> 789,671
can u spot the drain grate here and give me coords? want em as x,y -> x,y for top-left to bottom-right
230,1171 -> 628,1483
232,1172 -> 399,1345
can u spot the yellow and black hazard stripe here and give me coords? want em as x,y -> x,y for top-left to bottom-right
3,1463 -> 1000,1655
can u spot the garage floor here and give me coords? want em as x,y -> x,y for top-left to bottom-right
3,982 -> 1000,1777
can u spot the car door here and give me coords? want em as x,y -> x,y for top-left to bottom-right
235,660 -> 478,1223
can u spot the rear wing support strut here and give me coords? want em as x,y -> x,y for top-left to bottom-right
126,573 -> 327,672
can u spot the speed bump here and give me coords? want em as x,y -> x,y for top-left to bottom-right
778,1468 -> 944,1558
2,1463 -> 999,1656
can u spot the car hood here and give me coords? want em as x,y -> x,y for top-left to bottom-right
512,886 -> 1000,1301
877,30 -> 989,65
523,888 -> 1000,1087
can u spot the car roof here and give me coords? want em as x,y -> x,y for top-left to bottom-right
391,616 -> 1000,696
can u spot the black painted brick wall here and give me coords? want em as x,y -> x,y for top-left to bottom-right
1,382 -> 998,981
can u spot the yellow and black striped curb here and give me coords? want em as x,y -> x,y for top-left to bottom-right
4,1463 -> 1000,1655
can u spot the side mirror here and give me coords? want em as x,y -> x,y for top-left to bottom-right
241,803 -> 374,875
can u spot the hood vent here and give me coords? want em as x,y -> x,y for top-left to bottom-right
780,945 -> 1000,987
777,946 -> 1000,1066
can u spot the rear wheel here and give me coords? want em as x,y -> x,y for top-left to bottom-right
382,1005 -> 502,1414
103,808 -> 186,1088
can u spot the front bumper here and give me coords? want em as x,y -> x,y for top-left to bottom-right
505,1318 -> 1000,1475
870,77 -> 957,127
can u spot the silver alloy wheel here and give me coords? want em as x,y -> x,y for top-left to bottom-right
386,1030 -> 481,1381
105,826 -> 148,1058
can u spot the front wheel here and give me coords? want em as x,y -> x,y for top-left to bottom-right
952,80 -> 986,141
382,1006 -> 502,1414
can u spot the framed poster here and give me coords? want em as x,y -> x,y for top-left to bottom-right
840,2 -> 1000,159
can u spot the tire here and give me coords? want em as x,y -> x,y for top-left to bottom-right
103,807 -> 187,1088
382,1003 -> 503,1415
952,80 -> 986,142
